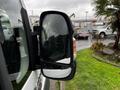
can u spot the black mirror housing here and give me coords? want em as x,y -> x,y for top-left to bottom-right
39,11 -> 76,80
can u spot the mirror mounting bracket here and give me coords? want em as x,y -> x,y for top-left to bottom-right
0,31 -> 4,44
0,23 -> 5,43
32,26 -> 41,36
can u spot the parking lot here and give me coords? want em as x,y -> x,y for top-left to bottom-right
76,38 -> 114,51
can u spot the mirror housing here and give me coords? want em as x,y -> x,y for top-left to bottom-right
39,11 -> 76,80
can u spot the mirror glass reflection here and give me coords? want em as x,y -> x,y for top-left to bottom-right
41,14 -> 70,63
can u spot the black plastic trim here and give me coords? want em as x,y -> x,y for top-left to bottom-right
21,8 -> 40,70
0,44 -> 13,90
39,11 -> 75,80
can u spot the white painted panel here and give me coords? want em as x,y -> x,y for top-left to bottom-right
22,70 -> 46,90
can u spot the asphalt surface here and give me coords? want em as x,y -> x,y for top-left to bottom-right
77,38 -> 114,51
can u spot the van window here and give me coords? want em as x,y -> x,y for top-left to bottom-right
0,0 -> 29,84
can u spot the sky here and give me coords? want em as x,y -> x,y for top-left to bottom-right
24,0 -> 95,19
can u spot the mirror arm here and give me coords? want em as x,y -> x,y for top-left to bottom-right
29,26 -> 42,69
32,26 -> 41,36
0,22 -> 4,43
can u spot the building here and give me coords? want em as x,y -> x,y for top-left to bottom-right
72,18 -> 97,33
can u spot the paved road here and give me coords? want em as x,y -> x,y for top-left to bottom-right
49,80 -> 65,90
77,39 -> 114,51
49,80 -> 56,90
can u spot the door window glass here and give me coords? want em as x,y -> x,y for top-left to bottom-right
0,0 -> 29,84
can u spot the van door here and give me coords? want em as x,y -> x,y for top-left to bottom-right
0,0 -> 39,90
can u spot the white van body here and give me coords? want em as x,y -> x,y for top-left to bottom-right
22,70 -> 46,90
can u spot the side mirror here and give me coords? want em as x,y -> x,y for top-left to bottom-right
39,11 -> 76,80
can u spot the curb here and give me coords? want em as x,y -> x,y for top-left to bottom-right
92,54 -> 120,68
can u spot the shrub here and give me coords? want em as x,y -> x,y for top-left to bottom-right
107,42 -> 114,48
91,42 -> 105,52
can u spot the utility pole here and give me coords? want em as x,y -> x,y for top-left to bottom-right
70,13 -> 75,18
31,10 -> 34,15
85,11 -> 88,27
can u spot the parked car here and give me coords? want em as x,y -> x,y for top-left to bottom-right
92,25 -> 117,38
74,29 -> 90,40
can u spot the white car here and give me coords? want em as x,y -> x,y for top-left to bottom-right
92,25 -> 116,38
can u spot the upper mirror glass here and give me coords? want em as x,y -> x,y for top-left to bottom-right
41,14 -> 70,63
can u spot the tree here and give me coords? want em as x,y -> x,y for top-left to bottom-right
93,0 -> 120,49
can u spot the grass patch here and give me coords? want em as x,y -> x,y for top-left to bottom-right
94,51 -> 120,66
92,54 -> 120,68
55,81 -> 60,90
65,49 -> 120,90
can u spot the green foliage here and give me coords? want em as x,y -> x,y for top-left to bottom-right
93,0 -> 120,49
92,0 -> 109,16
65,49 -> 120,90
56,81 -> 60,90
93,0 -> 120,27
91,42 -> 105,51
93,0 -> 120,16
111,0 -> 120,7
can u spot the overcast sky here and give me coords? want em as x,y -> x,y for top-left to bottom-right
24,0 -> 95,19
